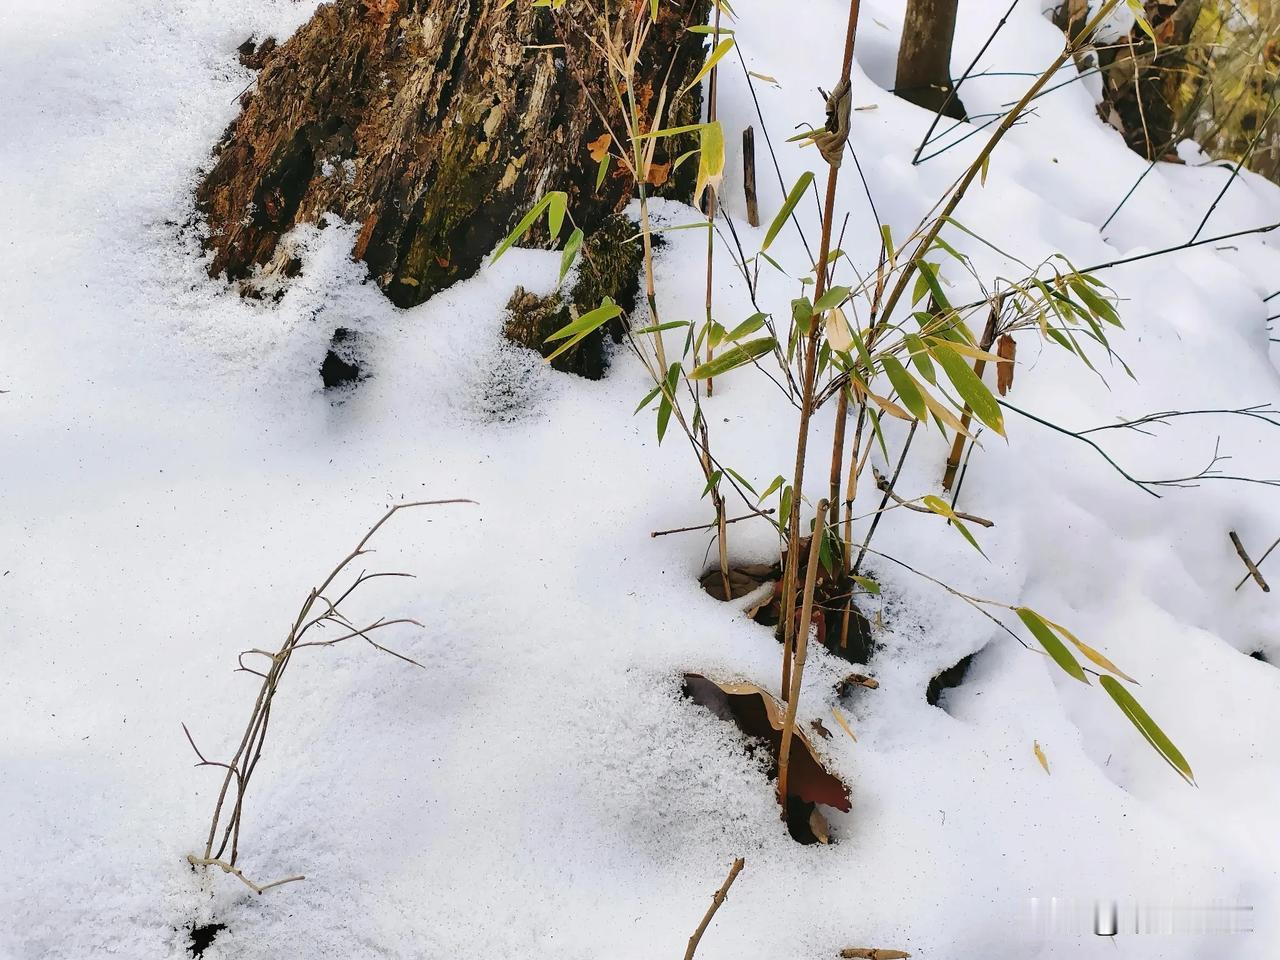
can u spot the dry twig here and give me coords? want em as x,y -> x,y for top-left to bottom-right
684,857 -> 745,960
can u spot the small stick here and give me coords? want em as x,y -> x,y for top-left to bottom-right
1229,531 -> 1271,592
742,126 -> 760,227
651,508 -> 775,537
186,855 -> 304,896
684,858 -> 746,960
839,949 -> 911,959
1236,534 -> 1280,591
873,466 -> 994,526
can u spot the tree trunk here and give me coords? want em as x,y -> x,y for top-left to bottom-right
1092,0 -> 1204,160
894,0 -> 966,120
197,0 -> 710,308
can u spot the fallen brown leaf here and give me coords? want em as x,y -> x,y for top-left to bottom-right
682,673 -> 851,812
996,334 -> 1016,396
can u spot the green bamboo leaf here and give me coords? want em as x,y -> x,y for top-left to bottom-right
931,343 -> 1005,435
813,285 -> 851,313
1099,676 -> 1194,785
546,190 -> 567,242
880,356 -> 926,421
681,38 -> 735,95
656,362 -> 681,443
762,171 -> 814,251
759,474 -> 785,503
634,383 -> 662,415
724,467 -> 757,497
701,470 -> 723,499
688,337 -> 776,379
1016,607 -> 1088,684
904,333 -> 936,384
851,575 -> 880,594
492,193 -> 553,262
558,227 -> 584,285
916,261 -> 950,310
726,312 -> 767,341
544,299 -> 623,362
632,320 -> 690,335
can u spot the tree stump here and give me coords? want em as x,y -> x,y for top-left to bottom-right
198,0 -> 710,309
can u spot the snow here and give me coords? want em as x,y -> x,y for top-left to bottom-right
2,1 -> 1279,958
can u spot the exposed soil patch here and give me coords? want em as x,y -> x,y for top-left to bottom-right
188,922 -> 226,958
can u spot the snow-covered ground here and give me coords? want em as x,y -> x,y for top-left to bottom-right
3,1 -> 1279,957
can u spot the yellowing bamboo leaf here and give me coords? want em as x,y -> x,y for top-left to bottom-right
831,706 -> 857,742
1034,741 -> 1050,774
1043,617 -> 1137,683
824,307 -> 854,352
681,38 -> 735,95
694,120 -> 725,209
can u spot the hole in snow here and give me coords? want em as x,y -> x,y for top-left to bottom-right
699,549 -> 876,665
926,651 -> 979,710
188,922 -> 226,958
320,327 -> 363,390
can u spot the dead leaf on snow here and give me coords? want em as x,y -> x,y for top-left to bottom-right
682,673 -> 851,813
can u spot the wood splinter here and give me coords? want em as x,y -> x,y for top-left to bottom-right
1229,530 -> 1271,593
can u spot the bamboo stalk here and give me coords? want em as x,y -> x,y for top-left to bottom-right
777,499 -> 830,811
780,0 -> 862,700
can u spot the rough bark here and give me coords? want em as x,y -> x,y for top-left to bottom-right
198,0 -> 709,308
894,0 -> 966,121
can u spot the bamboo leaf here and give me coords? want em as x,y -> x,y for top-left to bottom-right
544,299 -> 622,361
492,193 -> 553,262
1044,618 -> 1137,683
931,344 -> 1005,435
688,336 -> 776,379
922,494 -> 986,556
681,38 -> 735,95
813,285 -> 851,313
1016,607 -> 1088,684
726,312 -> 768,341
546,190 -> 567,241
694,120 -> 725,208
656,362 -> 681,443
1099,676 -> 1195,785
558,227 -> 583,284
880,356 -> 926,421
762,171 -> 814,251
